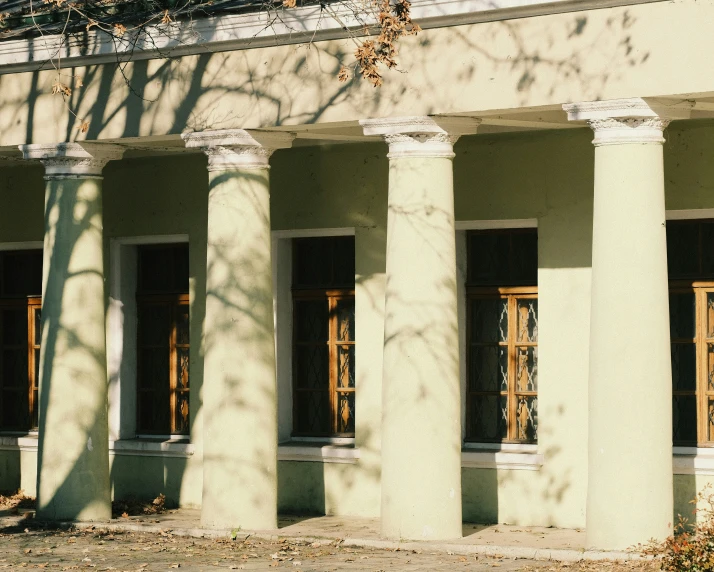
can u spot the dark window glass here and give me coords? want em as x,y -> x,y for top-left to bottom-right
138,244 -> 189,293
466,230 -> 537,444
292,236 -> 355,437
1,250 -> 42,298
0,250 -> 42,432
293,236 -> 355,289
467,229 -> 537,286
136,244 -> 190,435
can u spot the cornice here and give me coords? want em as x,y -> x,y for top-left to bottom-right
20,142 -> 124,178
182,128 -> 295,170
0,0 -> 668,75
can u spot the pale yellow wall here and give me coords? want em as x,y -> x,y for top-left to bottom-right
3,121 -> 714,526
0,1 -> 714,145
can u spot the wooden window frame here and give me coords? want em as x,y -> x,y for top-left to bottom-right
669,280 -> 714,447
465,286 -> 538,444
291,288 -> 355,438
136,293 -> 190,436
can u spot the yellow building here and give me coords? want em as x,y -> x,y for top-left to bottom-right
0,0 -> 712,551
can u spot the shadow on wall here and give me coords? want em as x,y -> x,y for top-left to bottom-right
0,8 -> 651,144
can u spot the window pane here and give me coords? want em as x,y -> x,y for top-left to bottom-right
138,348 -> 169,390
138,305 -> 170,346
672,343 -> 697,392
294,300 -> 328,342
31,388 -> 38,429
337,345 -> 355,388
337,391 -> 355,433
293,239 -> 331,288
708,398 -> 714,443
468,395 -> 508,441
670,293 -> 695,339
511,232 -> 538,284
2,349 -> 27,391
469,346 -> 508,392
34,307 -> 41,345
1,389 -> 28,430
1,250 -> 42,298
516,347 -> 538,392
176,347 -> 190,390
667,222 -> 699,278
336,299 -> 355,342
468,233 -> 510,285
468,230 -> 537,286
295,346 -> 329,389
138,244 -> 189,293
708,343 -> 714,392
674,395 -> 698,443
516,299 -> 538,343
137,391 -> 170,434
707,294 -> 714,340
515,396 -> 538,442
470,298 -> 508,343
2,308 -> 27,346
333,237 -> 356,286
175,391 -> 190,435
702,223 -> 714,276
176,304 -> 190,345
293,237 -> 355,288
295,391 -> 330,434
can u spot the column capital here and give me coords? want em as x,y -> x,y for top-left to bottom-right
182,129 -> 295,171
20,142 -> 124,179
563,98 -> 692,146
360,116 -> 480,159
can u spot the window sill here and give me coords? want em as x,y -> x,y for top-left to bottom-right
462,443 -> 542,471
674,447 -> 714,475
278,441 -> 359,464
0,433 -> 38,452
109,439 -> 194,458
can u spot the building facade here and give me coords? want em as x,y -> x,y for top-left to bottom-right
0,0 -> 713,551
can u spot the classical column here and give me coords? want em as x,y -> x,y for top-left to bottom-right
361,116 -> 479,540
183,129 -> 293,530
563,99 -> 688,549
20,142 -> 123,521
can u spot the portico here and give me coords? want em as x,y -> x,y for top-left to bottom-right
1,0 -> 714,553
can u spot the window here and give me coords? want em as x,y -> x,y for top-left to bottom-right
0,250 -> 43,432
292,236 -> 355,437
667,220 -> 714,446
136,244 -> 190,436
465,229 -> 538,443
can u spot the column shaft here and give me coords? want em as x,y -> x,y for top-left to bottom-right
183,129 -> 293,531
381,155 -> 462,540
21,143 -> 122,521
562,102 -> 680,550
361,117 -> 479,540
587,139 -> 673,549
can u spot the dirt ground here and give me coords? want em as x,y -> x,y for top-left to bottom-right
0,524 -> 660,572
